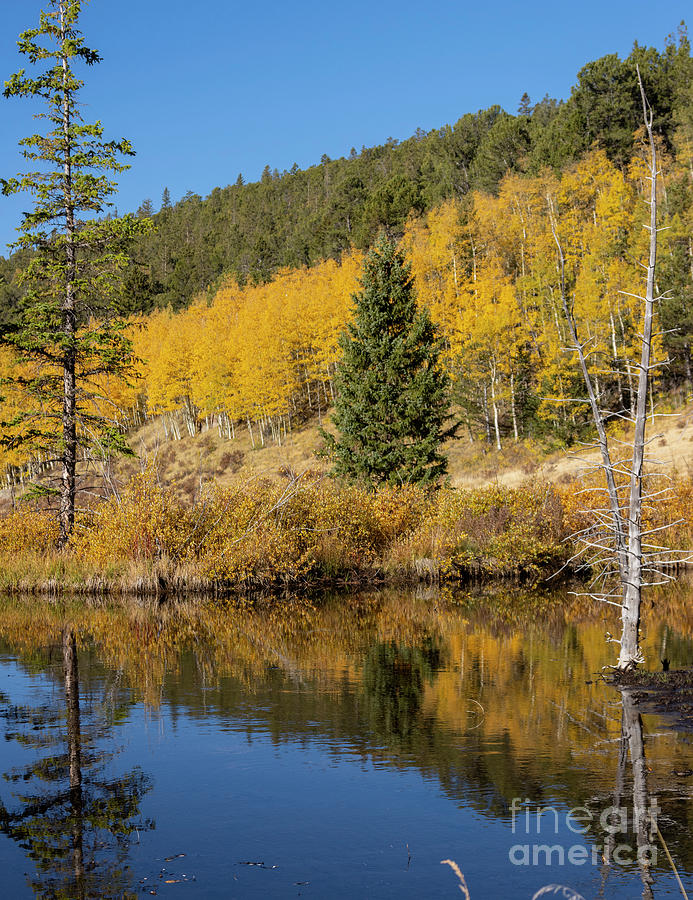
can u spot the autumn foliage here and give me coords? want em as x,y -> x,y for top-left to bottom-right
0,134 -> 692,590
1,142 -> 691,477
108,146 -> 686,453
0,471 -> 573,591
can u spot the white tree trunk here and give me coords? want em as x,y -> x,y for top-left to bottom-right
618,71 -> 658,669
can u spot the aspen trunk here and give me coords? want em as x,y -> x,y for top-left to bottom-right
610,312 -> 625,409
490,367 -> 502,451
482,384 -> 491,445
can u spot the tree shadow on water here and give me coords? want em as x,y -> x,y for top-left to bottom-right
0,629 -> 154,899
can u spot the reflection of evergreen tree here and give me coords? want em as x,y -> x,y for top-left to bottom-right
1,595 -> 693,888
361,639 -> 442,746
0,629 -> 153,899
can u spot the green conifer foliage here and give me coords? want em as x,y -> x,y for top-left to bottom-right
1,0 -> 150,544
323,234 -> 453,486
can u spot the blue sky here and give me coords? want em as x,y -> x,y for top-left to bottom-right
0,0 -> 689,254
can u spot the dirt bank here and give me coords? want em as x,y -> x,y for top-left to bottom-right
613,668 -> 693,732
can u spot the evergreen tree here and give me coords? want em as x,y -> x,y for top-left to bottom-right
137,197 -> 154,218
0,33 -> 686,326
1,0 -> 149,544
323,234 -> 453,486
518,92 -> 532,116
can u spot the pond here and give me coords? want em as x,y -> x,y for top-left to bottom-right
0,585 -> 692,899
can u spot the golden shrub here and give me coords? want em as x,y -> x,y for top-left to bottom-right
73,467 -> 192,566
0,505 -> 60,554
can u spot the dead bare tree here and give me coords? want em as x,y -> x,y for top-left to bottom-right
552,69 -> 683,670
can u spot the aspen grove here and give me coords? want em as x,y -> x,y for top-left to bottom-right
0,143 -> 691,477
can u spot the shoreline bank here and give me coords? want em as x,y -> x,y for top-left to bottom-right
0,553 -> 575,600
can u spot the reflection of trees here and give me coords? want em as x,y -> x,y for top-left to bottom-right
361,639 -> 442,747
65,627 -> 86,892
0,628 -> 153,899
1,591 -> 692,879
622,691 -> 654,900
598,689 -> 654,900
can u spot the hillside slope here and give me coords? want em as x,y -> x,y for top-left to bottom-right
101,403 -> 693,502
0,28 -> 690,319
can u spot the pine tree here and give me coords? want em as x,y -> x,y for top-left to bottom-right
137,198 -> 154,218
1,0 -> 150,544
322,234 -> 453,486
518,92 -> 532,116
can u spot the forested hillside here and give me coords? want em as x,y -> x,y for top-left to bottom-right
110,145 -> 693,442
0,27 -> 692,483
2,141 -> 692,477
1,28 -> 691,316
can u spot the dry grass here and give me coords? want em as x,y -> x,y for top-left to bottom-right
122,403 -> 693,495
440,860 -> 472,899
127,415 -> 331,499
4,402 -> 693,514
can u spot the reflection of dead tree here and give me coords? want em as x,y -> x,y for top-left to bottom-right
554,69 -> 686,670
622,690 -> 655,900
598,704 -> 628,898
597,689 -> 654,899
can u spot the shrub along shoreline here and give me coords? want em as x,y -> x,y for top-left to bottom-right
2,470 -> 692,599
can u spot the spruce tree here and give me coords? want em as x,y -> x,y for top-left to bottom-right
1,0 -> 150,545
323,234 -> 453,486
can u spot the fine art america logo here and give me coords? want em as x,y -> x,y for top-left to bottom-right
508,798 -> 659,867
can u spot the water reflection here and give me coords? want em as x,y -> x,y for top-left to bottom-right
0,627 -> 153,898
622,689 -> 654,900
362,639 -> 443,748
0,586 -> 690,898
591,688 -> 653,900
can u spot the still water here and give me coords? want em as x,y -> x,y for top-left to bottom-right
0,586 -> 692,899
